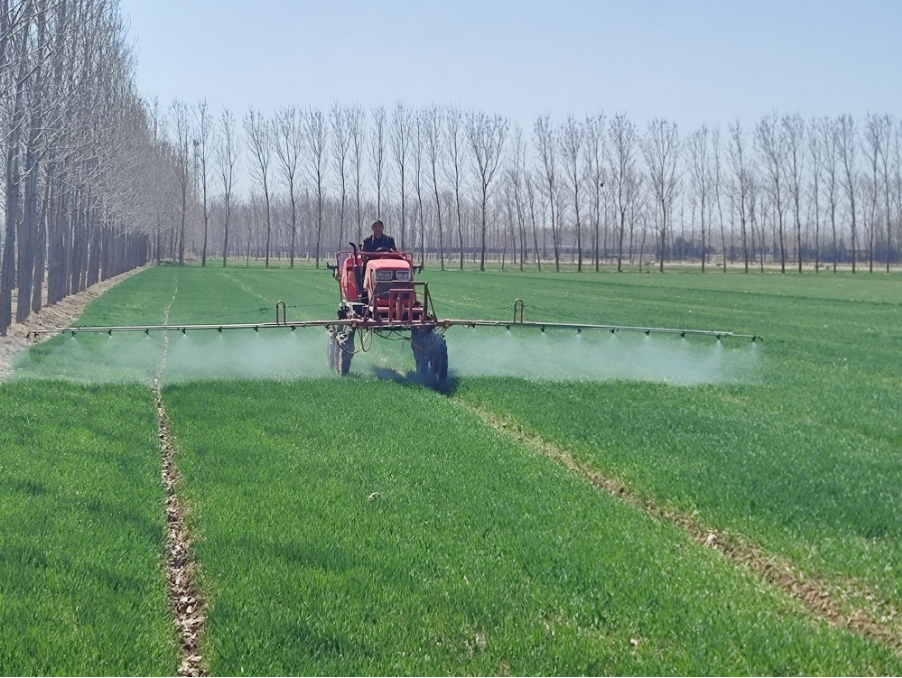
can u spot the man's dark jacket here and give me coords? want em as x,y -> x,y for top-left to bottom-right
362,234 -> 396,252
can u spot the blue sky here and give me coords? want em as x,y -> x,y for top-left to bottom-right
120,0 -> 900,133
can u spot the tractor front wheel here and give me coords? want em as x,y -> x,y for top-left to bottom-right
328,329 -> 355,376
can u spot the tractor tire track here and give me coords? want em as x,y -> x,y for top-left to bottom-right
154,279 -> 207,677
456,398 -> 902,657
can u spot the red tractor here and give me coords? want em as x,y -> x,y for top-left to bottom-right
328,246 -> 448,381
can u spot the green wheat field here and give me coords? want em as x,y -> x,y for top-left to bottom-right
2,263 -> 900,675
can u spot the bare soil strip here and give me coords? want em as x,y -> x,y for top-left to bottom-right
457,399 -> 902,656
157,389 -> 206,676
155,281 -> 207,677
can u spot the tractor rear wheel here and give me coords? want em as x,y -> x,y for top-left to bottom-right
412,330 -> 447,382
337,330 -> 354,376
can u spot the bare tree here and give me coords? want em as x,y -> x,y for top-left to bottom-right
15,0 -> 45,321
835,114 -> 859,272
711,126 -> 729,272
883,116 -> 897,271
370,105 -> 386,218
274,104 -> 303,266
423,105 -> 445,269
525,171 -> 542,270
782,114 -> 805,272
466,110 -> 508,271
2,0 -> 154,333
507,125 -> 530,270
244,106 -> 274,266
821,117 -> 841,272
892,118 -> 902,268
330,101 -> 350,251
642,118 -> 680,272
346,104 -> 365,244
727,120 -> 752,272
756,114 -> 788,272
170,99 -> 193,266
864,113 -> 893,272
216,106 -> 239,267
534,114 -> 561,270
687,124 -> 712,272
748,174 -> 764,271
303,106 -> 328,267
389,101 -> 412,251
560,116 -> 586,270
413,108 -> 427,265
807,117 -> 824,271
607,113 -> 639,272
584,113 -> 606,271
444,104 -> 466,269
194,99 -> 213,266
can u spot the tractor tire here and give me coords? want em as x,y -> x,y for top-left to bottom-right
328,326 -> 355,376
413,340 -> 428,376
337,330 -> 355,376
433,334 -> 448,380
412,330 -> 447,382
327,331 -> 337,371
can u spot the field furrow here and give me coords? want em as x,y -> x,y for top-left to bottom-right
154,276 -> 208,677
456,397 -> 902,655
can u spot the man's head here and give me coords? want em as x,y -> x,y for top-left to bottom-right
371,220 -> 384,237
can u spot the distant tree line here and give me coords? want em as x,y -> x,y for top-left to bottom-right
162,103 -> 902,278
2,1 -> 900,338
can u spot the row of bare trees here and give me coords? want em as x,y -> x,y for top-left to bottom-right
0,0 -> 171,336
3,4 -> 898,341
160,102 -> 901,275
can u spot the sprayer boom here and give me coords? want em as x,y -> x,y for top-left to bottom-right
27,318 -> 757,342
24,251 -> 760,384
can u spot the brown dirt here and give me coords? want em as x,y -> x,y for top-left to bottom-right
157,388 -> 206,677
152,277 -> 206,677
459,400 -> 902,656
0,267 -> 148,382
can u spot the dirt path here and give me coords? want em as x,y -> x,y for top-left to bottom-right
154,278 -> 207,677
0,267 -> 148,382
457,399 -> 902,657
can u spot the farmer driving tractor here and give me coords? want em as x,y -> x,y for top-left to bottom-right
362,219 -> 396,252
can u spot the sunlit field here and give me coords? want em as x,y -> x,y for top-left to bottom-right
2,263 -> 900,675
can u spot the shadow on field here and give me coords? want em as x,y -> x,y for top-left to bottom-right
369,366 -> 459,395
